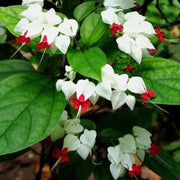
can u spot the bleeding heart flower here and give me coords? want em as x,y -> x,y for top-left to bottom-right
110,23 -> 123,36
148,143 -> 162,156
122,64 -> 135,74
140,88 -> 156,103
155,26 -> 166,42
53,147 -> 69,163
128,164 -> 142,178
36,35 -> 51,50
16,30 -> 31,45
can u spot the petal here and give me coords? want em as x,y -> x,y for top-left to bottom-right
126,95 -> 136,110
95,82 -> 112,100
116,34 -> 131,54
14,18 -> 29,33
107,145 -> 122,165
63,134 -> 80,151
137,149 -> 145,161
58,18 -> 78,37
61,81 -> 76,100
110,163 -> 126,180
128,77 -> 146,94
55,35 -> 70,54
121,153 -> 135,170
101,64 -> 115,85
50,124 -> 64,141
104,0 -> 135,9
77,144 -> 90,160
64,119 -> 84,134
140,21 -> 156,36
119,134 -> 136,154
130,42 -> 142,64
76,79 -> 95,100
56,79 -> 63,91
135,35 -> 155,49
89,93 -> 99,105
22,0 -> 44,6
80,129 -> 96,148
124,11 -> 145,23
111,90 -> 127,110
111,74 -> 128,91
101,7 -> 119,25
21,4 -> 42,21
41,27 -> 59,44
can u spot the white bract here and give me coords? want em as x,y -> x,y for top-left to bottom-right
22,0 -> 44,6
103,0 -> 135,9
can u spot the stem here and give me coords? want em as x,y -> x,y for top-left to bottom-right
10,43 -> 24,58
134,176 -> 139,180
50,158 -> 61,173
39,47 -> 47,66
76,105 -> 82,119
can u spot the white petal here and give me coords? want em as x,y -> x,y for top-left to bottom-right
22,0 -> 44,6
121,153 -> 135,170
110,164 -> 126,180
50,124 -> 64,141
119,134 -> 136,154
61,81 -> 76,100
140,21 -> 156,36
107,145 -> 122,165
64,119 -> 84,134
80,129 -> 96,148
104,0 -> 135,9
41,27 -> 59,44
77,144 -> 90,160
116,34 -> 131,54
63,134 -> 80,151
101,64 -> 115,85
126,95 -> 136,110
60,110 -> 68,121
56,79 -> 63,91
123,21 -> 142,34
101,7 -> 119,25
124,12 -> 145,23
95,82 -> 112,100
58,18 -> 78,37
14,18 -> 29,33
135,35 -> 155,49
111,90 -> 127,110
130,42 -> 142,64
76,79 -> 95,100
21,4 -> 42,21
137,149 -> 145,161
128,77 -> 146,94
89,93 -> 99,105
111,74 -> 128,91
55,35 -> 70,54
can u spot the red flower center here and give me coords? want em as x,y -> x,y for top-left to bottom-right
140,88 -> 156,103
109,23 -> 123,36
149,49 -> 157,54
36,35 -> 51,50
53,147 -> 69,163
16,30 -> 31,45
122,64 -> 136,74
71,94 -> 91,112
148,143 -> 162,156
134,3 -> 140,10
128,164 -> 142,178
155,27 -> 166,42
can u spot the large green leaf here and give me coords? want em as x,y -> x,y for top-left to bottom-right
67,47 -> 106,81
80,13 -> 108,45
114,57 -> 180,105
74,1 -> 95,21
0,5 -> 26,36
144,151 -> 180,180
0,62 -> 66,155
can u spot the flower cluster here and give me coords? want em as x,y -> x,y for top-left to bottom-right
101,0 -> 163,64
107,126 -> 161,179
14,4 -> 78,54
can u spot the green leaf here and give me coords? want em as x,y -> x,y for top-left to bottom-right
80,13 -> 108,45
67,47 -> 106,81
74,1 -> 95,21
0,5 -> 27,36
144,151 -> 180,180
163,139 -> 180,151
80,119 -> 96,130
114,57 -> 180,105
172,150 -> 180,163
0,70 -> 66,155
0,59 -> 35,81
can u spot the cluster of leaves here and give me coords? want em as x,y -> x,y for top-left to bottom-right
0,0 -> 180,179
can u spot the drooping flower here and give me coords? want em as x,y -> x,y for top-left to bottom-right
140,88 -> 156,103
103,0 -> 136,9
53,147 -> 69,163
155,26 -> 166,42
22,0 -> 44,7
128,164 -> 142,178
149,48 -> 156,54
71,94 -> 91,112
16,30 -> 31,45
36,35 -> 51,50
110,23 -> 123,36
148,143 -> 162,156
122,64 -> 135,74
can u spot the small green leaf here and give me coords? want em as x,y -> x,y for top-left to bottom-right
114,57 -> 180,105
0,70 -> 66,155
80,119 -> 96,130
144,151 -> 180,180
0,5 -> 27,36
163,139 -> 180,151
80,13 -> 108,45
67,47 -> 106,81
74,1 -> 95,21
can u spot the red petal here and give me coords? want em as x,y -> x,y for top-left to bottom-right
79,94 -> 85,102
128,170 -> 134,178
53,148 -> 61,159
62,147 -> 68,155
61,155 -> 70,163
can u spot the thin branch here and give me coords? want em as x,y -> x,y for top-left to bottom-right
139,0 -> 154,15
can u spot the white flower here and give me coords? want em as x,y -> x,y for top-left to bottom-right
76,79 -> 96,100
64,65 -> 76,80
104,0 -> 135,9
121,153 -> 135,170
58,18 -> 78,37
133,126 -> 152,149
111,74 -> 128,91
22,0 -> 44,6
110,163 -> 126,180
127,76 -> 146,94
126,95 -> 136,110
54,35 -> 71,54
